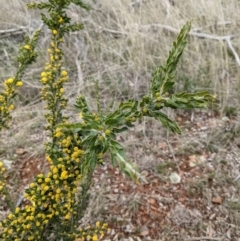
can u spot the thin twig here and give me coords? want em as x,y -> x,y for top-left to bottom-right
0,26 -> 28,35
184,237 -> 224,241
191,21 -> 232,32
98,22 -> 240,67
226,37 -> 240,66
141,23 -> 240,66
141,23 -> 236,41
98,26 -> 127,37
0,24 -> 43,38
164,0 -> 171,18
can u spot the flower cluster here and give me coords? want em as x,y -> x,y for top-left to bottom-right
0,161 -> 7,199
75,222 -> 109,241
40,32 -> 68,134
0,133 -> 107,240
0,1 -> 109,239
0,31 -> 39,131
0,77 -> 23,130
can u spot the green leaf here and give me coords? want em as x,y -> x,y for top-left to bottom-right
104,100 -> 139,128
58,123 -> 83,130
125,122 -> 135,127
164,92 -> 216,109
113,126 -> 128,133
81,134 -> 98,147
109,139 -> 124,150
161,81 -> 175,93
105,117 -> 123,126
71,0 -> 90,10
148,110 -> 181,134
110,151 -> 117,167
115,150 -> 141,182
100,141 -> 109,153
27,3 -> 52,9
150,21 -> 191,95
105,110 -> 121,121
119,99 -> 138,111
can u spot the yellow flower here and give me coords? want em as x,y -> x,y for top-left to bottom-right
79,112 -> 83,119
6,78 -> 14,84
55,129 -> 62,137
45,177 -> 51,183
8,105 -> 14,111
15,207 -> 20,214
37,178 -> 42,183
44,185 -> 49,191
24,45 -> 31,50
50,55 -> 54,62
95,221 -> 100,227
61,70 -> 68,77
26,224 -> 31,229
64,213 -> 70,219
52,167 -> 58,174
56,188 -> 61,194
16,81 -> 23,87
52,30 -> 57,35
46,156 -> 52,163
60,170 -> 68,179
0,95 -> 4,102
41,77 -> 47,84
92,235 -> 98,241
41,72 -> 47,77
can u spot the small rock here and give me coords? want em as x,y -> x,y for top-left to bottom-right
212,196 -> 223,204
141,230 -> 149,236
169,172 -> 181,183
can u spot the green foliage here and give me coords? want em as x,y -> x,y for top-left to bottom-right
151,22 -> 191,95
27,0 -> 88,36
60,21 -> 215,179
0,1 -> 215,240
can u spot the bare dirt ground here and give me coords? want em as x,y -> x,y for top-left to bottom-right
2,109 -> 240,241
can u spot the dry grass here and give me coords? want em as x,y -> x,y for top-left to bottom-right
1,0 -> 240,123
1,0 -> 240,239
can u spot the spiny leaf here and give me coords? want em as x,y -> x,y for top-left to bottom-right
164,91 -> 216,109
148,109 -> 181,134
71,0 -> 90,10
151,21 -> 191,95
